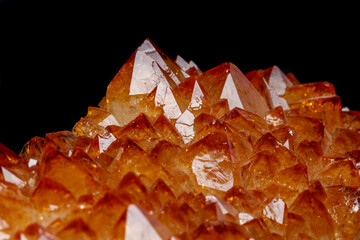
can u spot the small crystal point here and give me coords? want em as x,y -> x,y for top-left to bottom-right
117,204 -> 173,240
198,63 -> 269,117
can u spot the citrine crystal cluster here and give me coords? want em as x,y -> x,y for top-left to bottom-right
1,39 -> 360,240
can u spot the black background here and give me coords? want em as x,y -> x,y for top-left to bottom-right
0,1 -> 359,153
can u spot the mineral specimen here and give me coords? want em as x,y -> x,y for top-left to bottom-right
1,38 -> 360,239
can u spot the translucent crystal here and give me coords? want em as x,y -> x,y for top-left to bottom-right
1,39 -> 359,239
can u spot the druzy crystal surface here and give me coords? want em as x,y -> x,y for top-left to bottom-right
1,39 -> 360,239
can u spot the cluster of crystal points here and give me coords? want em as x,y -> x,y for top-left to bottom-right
1,39 -> 360,240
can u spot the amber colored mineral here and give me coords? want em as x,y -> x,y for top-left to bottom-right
1,39 -> 360,239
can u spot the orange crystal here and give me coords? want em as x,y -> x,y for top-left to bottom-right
1,38 -> 360,239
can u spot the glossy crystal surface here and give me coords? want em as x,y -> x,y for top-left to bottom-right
1,39 -> 360,239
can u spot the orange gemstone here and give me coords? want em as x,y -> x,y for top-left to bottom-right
1,39 -> 359,239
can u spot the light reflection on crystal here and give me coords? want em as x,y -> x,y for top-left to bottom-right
130,50 -> 165,95
220,74 -> 243,110
191,152 -> 234,192
189,80 -> 204,110
263,78 -> 289,110
48,204 -> 59,211
98,114 -> 120,128
205,195 -> 238,217
98,133 -> 117,154
238,212 -> 254,225
138,40 -> 181,85
175,110 -> 195,144
28,158 -> 38,168
268,66 -> 293,96
265,114 -> 284,127
138,40 -> 165,66
0,218 -> 9,231
283,139 -> 290,149
175,55 -> 201,75
155,82 -> 182,120
1,167 -> 25,188
263,198 -> 286,224
0,231 -> 10,240
124,204 -> 172,240
137,39 -> 182,87
175,55 -> 188,70
350,199 -> 359,213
